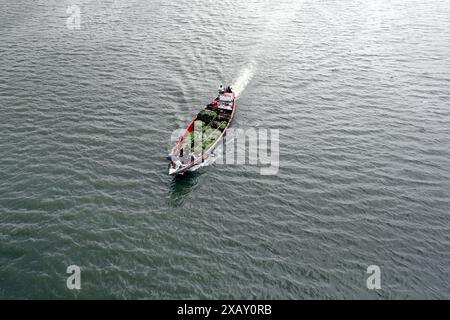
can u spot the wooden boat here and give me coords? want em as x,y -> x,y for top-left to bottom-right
168,87 -> 236,175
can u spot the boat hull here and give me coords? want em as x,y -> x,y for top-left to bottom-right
168,91 -> 236,176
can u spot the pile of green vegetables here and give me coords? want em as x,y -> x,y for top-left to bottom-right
180,110 -> 228,154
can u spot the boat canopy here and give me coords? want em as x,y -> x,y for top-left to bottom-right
219,94 -> 233,102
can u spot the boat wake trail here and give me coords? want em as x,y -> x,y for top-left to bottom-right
232,62 -> 257,99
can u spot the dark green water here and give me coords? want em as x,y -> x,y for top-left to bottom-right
0,0 -> 449,299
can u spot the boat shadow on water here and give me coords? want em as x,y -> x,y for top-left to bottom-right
168,171 -> 202,207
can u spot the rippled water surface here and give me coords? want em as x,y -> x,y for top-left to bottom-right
1,0 -> 449,299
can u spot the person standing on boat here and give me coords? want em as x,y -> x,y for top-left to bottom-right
218,84 -> 225,94
190,152 -> 197,163
167,154 -> 176,169
178,148 -> 185,164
